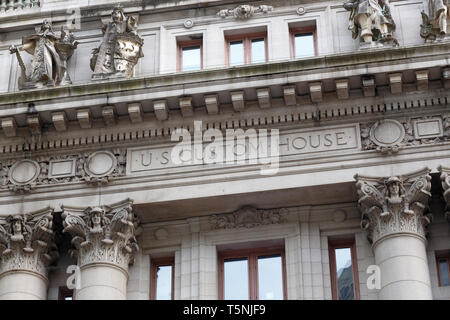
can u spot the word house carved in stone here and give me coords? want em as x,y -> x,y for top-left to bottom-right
210,206 -> 288,229
355,168 -> 433,245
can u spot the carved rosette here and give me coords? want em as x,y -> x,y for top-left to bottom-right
210,206 -> 287,229
0,207 -> 57,279
355,168 -> 432,246
62,199 -> 139,273
439,166 -> 450,221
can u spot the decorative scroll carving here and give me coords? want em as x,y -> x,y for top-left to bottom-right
9,20 -> 78,90
361,116 -> 448,153
0,149 -> 126,193
438,166 -> 450,221
217,5 -> 273,19
62,199 -> 140,272
91,5 -> 144,80
355,168 -> 432,245
210,206 -> 287,229
420,0 -> 449,42
0,207 -> 57,278
343,0 -> 398,48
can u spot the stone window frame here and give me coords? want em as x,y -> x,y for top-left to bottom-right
150,257 -> 175,300
436,252 -> 450,287
177,38 -> 204,73
217,244 -> 287,300
289,26 -> 317,59
328,237 -> 360,300
224,31 -> 268,66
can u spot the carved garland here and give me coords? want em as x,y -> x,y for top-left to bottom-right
210,206 -> 287,229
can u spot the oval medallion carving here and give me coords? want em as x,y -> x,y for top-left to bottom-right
9,160 -> 40,185
85,151 -> 117,178
369,120 -> 405,147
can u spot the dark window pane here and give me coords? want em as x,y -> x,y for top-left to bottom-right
251,38 -> 266,63
182,45 -> 201,71
335,248 -> 354,300
156,265 -> 173,300
229,41 -> 244,66
439,259 -> 450,286
258,255 -> 283,300
295,33 -> 315,58
224,258 -> 248,300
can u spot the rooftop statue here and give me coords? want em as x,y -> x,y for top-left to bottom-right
9,20 -> 78,90
344,0 -> 398,48
420,0 -> 449,42
91,5 -> 144,80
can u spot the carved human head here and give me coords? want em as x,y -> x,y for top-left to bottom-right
7,215 -> 24,234
111,6 -> 126,23
41,19 -> 52,31
89,207 -> 104,226
386,176 -> 401,196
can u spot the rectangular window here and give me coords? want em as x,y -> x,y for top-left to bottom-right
178,39 -> 203,72
328,238 -> 360,300
226,33 -> 267,66
219,246 -> 286,300
436,253 -> 450,287
290,27 -> 317,59
150,257 -> 174,300
59,287 -> 73,300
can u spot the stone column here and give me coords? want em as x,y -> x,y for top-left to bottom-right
62,199 -> 139,300
0,208 -> 57,300
355,168 -> 433,300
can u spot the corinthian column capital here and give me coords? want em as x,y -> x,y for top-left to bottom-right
0,207 -> 57,279
62,199 -> 139,273
354,168 -> 432,246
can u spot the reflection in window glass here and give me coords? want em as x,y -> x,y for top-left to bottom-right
335,248 -> 354,300
251,39 -> 266,63
156,265 -> 173,300
229,41 -> 244,66
224,258 -> 249,300
439,259 -> 450,286
182,45 -> 201,72
294,33 -> 315,58
258,255 -> 283,300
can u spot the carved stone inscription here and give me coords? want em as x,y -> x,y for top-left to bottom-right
128,125 -> 360,173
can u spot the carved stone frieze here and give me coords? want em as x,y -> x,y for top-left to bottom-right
0,149 -> 126,193
210,206 -> 287,229
361,116 -> 448,154
217,5 -> 273,19
0,207 -> 57,278
355,168 -> 432,245
438,166 -> 450,221
62,199 -> 139,272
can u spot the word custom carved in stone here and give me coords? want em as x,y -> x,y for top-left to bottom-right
0,149 -> 126,193
91,5 -> 144,80
355,168 -> 432,245
217,5 -> 273,19
9,20 -> 78,90
210,206 -> 288,229
128,125 -> 360,173
62,199 -> 140,272
0,207 -> 58,279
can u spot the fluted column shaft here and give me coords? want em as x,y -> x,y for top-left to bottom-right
355,169 -> 433,300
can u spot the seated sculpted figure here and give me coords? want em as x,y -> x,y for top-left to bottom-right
344,0 -> 397,46
421,0 -> 449,41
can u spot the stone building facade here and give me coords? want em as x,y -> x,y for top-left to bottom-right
0,0 -> 449,300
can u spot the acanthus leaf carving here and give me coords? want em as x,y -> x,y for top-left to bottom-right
0,207 -> 58,278
62,198 -> 139,272
355,168 -> 432,246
